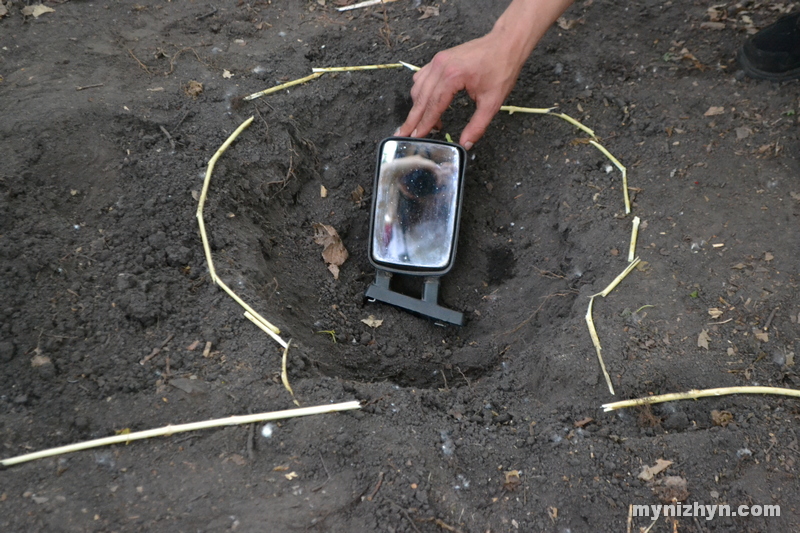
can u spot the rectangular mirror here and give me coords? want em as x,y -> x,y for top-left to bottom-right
369,137 -> 466,275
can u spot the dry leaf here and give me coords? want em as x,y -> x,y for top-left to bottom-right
0,4 -> 7,17
764,252 -> 774,262
731,263 -> 747,270
228,454 -> 247,466
187,340 -> 202,351
786,352 -> 795,366
418,5 -> 439,19
21,4 -> 55,17
284,471 -> 299,480
653,476 -> 689,503
638,459 -> 673,481
351,185 -> 365,206
704,106 -> 724,117
697,329 -> 710,350
313,223 -> 349,279
361,315 -> 383,328
790,192 -> 800,201
700,21 -> 726,30
31,354 -> 51,367
222,69 -> 233,79
711,409 -> 733,427
184,80 -> 204,98
574,417 -> 594,428
557,17 -> 583,30
503,470 -> 521,491
320,185 -> 328,198
273,465 -> 290,471
735,126 -> 752,140
754,330 -> 769,343
707,6 -> 726,22
707,308 -> 724,319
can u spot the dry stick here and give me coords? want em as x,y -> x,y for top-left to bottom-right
281,340 -> 300,406
593,257 -> 641,299
195,116 -> 281,336
312,63 -> 404,73
628,216 -> 641,263
586,296 -> 615,395
243,72 -> 324,102
244,311 -> 289,349
602,386 -> 800,412
75,83 -> 104,91
589,140 -> 630,214
1,401 -> 362,467
337,0 -> 402,12
500,105 -> 596,138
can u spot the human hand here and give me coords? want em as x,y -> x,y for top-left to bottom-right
395,31 -> 527,150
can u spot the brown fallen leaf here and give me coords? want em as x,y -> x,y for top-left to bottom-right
764,252 -> 774,262
351,185 -> 365,206
574,417 -> 594,428
653,476 -> 689,503
697,329 -> 710,350
707,308 -> 724,319
638,458 -> 673,481
21,4 -> 55,18
361,315 -> 383,328
31,354 -> 51,367
707,6 -> 726,22
711,409 -> 733,427
503,470 -> 521,491
313,223 -> 349,279
704,106 -> 724,117
754,330 -> 769,343
418,5 -> 439,19
735,126 -> 752,140
184,80 -> 204,98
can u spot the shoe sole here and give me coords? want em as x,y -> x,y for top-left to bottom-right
737,48 -> 800,81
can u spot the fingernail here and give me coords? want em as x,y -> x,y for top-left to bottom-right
411,129 -> 418,138
464,141 -> 474,150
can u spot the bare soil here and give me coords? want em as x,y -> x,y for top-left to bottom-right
1,1 -> 799,532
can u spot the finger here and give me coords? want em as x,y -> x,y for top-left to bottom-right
395,66 -> 433,136
459,100 -> 500,150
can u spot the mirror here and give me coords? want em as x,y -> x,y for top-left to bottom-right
369,138 -> 466,274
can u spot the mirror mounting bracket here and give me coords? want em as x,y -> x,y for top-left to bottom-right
365,269 -> 464,326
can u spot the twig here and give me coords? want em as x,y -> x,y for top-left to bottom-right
139,333 -> 175,365
500,105 -> 596,138
589,140 -> 630,214
628,216 -> 641,263
281,340 -> 299,406
763,307 -> 779,331
1,401 -> 362,467
165,47 -> 204,76
243,72 -> 324,101
365,471 -> 384,501
75,83 -> 104,91
159,125 -> 176,151
128,48 -> 152,75
388,500 -> 423,533
195,115 -> 284,340
311,63 -> 404,73
593,258 -> 640,298
602,386 -> 800,412
312,451 -> 331,492
196,7 -> 217,20
586,296 -> 615,395
337,0 -> 401,12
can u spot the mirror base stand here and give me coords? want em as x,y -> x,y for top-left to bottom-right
366,270 -> 464,326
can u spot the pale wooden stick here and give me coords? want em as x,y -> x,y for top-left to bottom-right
627,216 -> 641,263
312,63 -> 404,73
500,105 -> 596,138
244,311 -> 289,348
589,140 -> 630,214
281,340 -> 299,406
1,401 -> 361,467
243,72 -> 324,102
399,60 -> 420,72
195,116 -> 282,336
593,257 -> 640,298
602,386 -> 800,412
337,0 -> 401,12
586,296 -> 615,395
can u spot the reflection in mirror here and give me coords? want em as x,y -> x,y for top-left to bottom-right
371,139 -> 463,270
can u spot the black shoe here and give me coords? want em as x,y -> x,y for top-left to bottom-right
738,12 -> 800,81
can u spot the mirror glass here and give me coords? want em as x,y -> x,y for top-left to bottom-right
371,139 -> 463,271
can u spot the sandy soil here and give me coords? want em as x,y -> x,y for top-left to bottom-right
1,1 -> 798,531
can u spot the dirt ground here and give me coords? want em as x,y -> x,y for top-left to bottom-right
1,0 -> 799,531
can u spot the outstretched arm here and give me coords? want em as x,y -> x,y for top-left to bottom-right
396,0 -> 575,149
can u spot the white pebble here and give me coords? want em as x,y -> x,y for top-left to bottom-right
261,423 -> 275,439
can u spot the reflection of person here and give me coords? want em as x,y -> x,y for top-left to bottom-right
374,155 -> 457,267
395,0 -> 800,150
